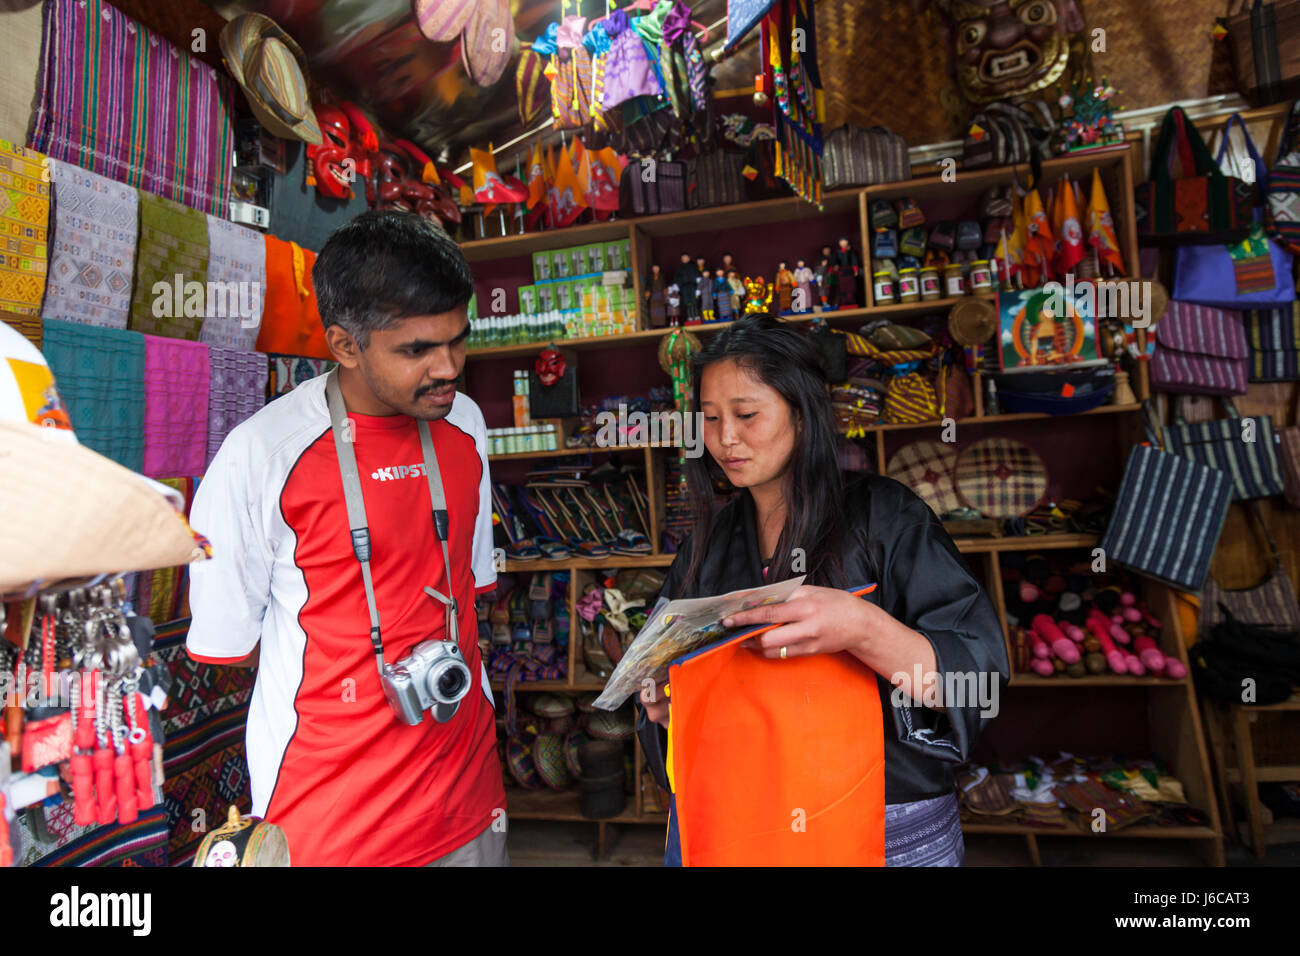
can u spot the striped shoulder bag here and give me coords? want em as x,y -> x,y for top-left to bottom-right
1162,395 -> 1284,500
1101,401 -> 1234,592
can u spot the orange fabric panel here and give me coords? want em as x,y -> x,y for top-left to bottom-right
256,235 -> 331,359
668,612 -> 885,866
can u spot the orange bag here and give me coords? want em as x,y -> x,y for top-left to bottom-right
256,235 -> 330,359
666,584 -> 885,866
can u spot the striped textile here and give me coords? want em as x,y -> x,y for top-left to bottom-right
0,139 -> 50,316
42,157 -> 138,328
884,792 -> 965,866
30,0 -> 234,216
1151,302 -> 1249,395
1246,303 -> 1300,382
1,309 -> 43,347
1100,444 -> 1233,592
154,618 -> 256,866
21,805 -> 168,867
1267,161 -> 1300,254
1163,413 -> 1284,501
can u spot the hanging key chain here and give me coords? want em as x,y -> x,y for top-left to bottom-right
123,676 -> 154,811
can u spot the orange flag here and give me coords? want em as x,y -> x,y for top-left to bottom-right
1053,174 -> 1086,276
471,145 -> 528,211
588,147 -> 624,214
1022,187 -> 1054,289
1086,166 -> 1126,275
550,139 -> 587,227
526,142 -> 546,209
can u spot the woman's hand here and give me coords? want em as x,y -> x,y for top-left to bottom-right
723,585 -> 876,659
641,677 -> 670,728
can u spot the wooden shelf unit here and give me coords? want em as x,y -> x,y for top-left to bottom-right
472,144 -> 1223,864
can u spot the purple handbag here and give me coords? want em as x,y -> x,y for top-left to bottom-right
601,9 -> 661,109
1173,114 -> 1296,310
1151,302 -> 1249,395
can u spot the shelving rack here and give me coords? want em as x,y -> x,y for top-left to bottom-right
463,143 -> 1224,865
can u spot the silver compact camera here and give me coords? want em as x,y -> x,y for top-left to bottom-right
381,640 -> 473,725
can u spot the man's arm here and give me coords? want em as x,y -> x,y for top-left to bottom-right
186,432 -> 274,665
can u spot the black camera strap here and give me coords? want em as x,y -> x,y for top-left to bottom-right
325,370 -> 459,679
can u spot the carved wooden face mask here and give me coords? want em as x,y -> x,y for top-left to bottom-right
939,0 -> 1083,104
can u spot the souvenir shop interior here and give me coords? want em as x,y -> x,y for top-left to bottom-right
2,0 -> 1300,869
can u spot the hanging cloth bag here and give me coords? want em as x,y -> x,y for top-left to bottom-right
1135,106 -> 1256,244
1162,395 -> 1284,500
1173,114 -> 1295,308
600,9 -> 662,110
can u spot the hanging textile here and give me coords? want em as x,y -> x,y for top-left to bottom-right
30,0 -> 235,216
761,1 -> 823,207
42,157 -> 138,329
40,318 -> 145,471
256,235 -> 329,359
0,140 -> 50,317
206,345 -> 267,467
129,191 -> 210,339
201,215 -> 266,350
142,335 -> 210,478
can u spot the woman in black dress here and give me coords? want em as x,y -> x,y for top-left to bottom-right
637,315 -> 1008,865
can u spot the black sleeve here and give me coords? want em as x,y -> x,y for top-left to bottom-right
869,491 -> 1010,766
634,545 -> 689,794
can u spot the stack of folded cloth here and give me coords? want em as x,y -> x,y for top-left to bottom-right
956,754 -> 1210,831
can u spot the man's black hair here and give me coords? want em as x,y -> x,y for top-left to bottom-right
313,210 -> 474,349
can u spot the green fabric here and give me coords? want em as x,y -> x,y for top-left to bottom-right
129,190 -> 210,339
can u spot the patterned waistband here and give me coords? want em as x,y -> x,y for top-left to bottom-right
884,791 -> 965,867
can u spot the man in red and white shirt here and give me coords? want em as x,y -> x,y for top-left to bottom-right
188,211 -> 505,866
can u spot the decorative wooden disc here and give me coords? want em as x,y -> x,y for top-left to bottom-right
948,297 -> 999,346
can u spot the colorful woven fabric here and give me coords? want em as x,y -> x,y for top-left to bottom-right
17,803 -> 168,867
0,140 -> 51,316
155,618 -> 256,866
31,0 -> 234,216
142,335 -> 209,477
199,215 -> 265,349
2,310 -> 43,347
954,437 -> 1048,519
1246,302 -> 1300,382
887,440 -> 961,516
42,157 -> 137,328
147,478 -> 199,623
206,346 -> 267,467
130,191 -> 209,339
267,353 -> 335,398
40,318 -> 145,471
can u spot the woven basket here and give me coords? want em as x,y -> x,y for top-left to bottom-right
507,733 -> 545,790
533,734 -> 572,790
586,707 -> 635,741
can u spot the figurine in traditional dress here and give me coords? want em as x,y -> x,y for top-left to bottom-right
644,263 -> 667,327
713,269 -> 734,322
793,258 -> 815,313
833,237 -> 861,309
696,256 -> 714,322
727,269 -> 745,313
816,245 -> 835,310
674,253 -> 702,323
774,261 -> 795,314
665,283 -> 682,325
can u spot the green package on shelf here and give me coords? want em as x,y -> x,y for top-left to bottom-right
533,250 -> 552,282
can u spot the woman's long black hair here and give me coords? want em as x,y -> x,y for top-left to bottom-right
682,314 -> 847,590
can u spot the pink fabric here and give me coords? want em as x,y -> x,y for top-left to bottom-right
556,14 -> 587,50
143,334 -> 210,477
